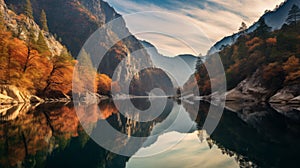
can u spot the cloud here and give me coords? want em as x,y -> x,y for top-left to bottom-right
105,0 -> 285,56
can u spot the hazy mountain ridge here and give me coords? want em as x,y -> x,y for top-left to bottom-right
141,40 -> 198,86
208,0 -> 300,55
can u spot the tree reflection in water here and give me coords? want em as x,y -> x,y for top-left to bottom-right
0,100 -> 299,168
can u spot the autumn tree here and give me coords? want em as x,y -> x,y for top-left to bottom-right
0,12 -> 5,30
24,0 -> 33,19
286,5 -> 300,27
0,13 -> 10,83
43,47 -> 74,95
40,9 -> 49,32
283,55 -> 300,82
96,74 -> 112,95
262,62 -> 284,88
23,28 -> 36,73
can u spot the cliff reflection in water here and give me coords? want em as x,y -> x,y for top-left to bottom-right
0,99 -> 174,168
0,99 -> 299,168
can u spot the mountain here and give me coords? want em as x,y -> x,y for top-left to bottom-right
191,0 -> 300,107
141,41 -> 198,86
0,0 -> 79,98
208,0 -> 300,55
5,0 -> 153,85
4,0 -> 179,96
0,0 -> 63,56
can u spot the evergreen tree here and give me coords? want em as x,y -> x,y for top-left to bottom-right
195,57 -> 203,72
23,28 -> 36,73
0,11 -> 5,30
286,5 -> 300,26
35,32 -> 49,54
24,0 -> 33,19
238,22 -> 247,34
40,9 -> 49,32
254,18 -> 271,38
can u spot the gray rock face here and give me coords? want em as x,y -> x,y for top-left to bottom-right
269,84 -> 300,104
226,69 -> 271,102
226,69 -> 300,105
270,103 -> 300,120
290,96 -> 300,104
0,0 -> 63,56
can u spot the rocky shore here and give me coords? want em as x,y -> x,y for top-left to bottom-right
0,85 -> 74,106
224,70 -> 300,104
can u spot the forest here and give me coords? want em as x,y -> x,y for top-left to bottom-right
0,0 -> 112,98
193,5 -> 300,95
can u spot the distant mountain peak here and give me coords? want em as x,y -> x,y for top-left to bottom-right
208,0 -> 300,55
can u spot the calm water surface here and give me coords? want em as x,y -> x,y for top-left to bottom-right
0,99 -> 299,168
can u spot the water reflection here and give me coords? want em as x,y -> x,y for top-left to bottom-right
0,100 -> 299,168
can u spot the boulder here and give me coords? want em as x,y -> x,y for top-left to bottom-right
226,69 -> 271,102
0,85 -> 31,103
269,92 -> 294,103
269,84 -> 300,104
289,96 -> 300,104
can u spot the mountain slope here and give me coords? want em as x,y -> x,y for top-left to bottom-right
208,0 -> 300,55
0,0 -> 63,56
191,1 -> 300,106
0,0 -> 76,97
5,0 -> 153,82
141,41 -> 198,86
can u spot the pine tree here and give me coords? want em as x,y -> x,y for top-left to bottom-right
254,18 -> 271,39
35,32 -> 49,54
23,28 -> 36,73
24,0 -> 33,19
286,5 -> 300,26
0,11 -> 5,30
40,9 -> 49,32
238,22 -> 247,34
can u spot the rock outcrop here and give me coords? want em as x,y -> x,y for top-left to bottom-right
5,0 -> 154,89
0,0 -> 63,56
0,85 -> 31,104
226,69 -> 273,102
0,85 -> 45,104
225,69 -> 300,105
269,83 -> 300,104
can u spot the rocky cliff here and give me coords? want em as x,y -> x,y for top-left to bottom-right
193,0 -> 300,106
5,0 -> 153,83
226,70 -> 300,104
0,0 -> 63,56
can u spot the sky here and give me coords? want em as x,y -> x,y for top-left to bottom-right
105,0 -> 285,56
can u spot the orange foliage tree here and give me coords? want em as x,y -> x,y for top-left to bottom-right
43,48 -> 74,95
283,55 -> 300,82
